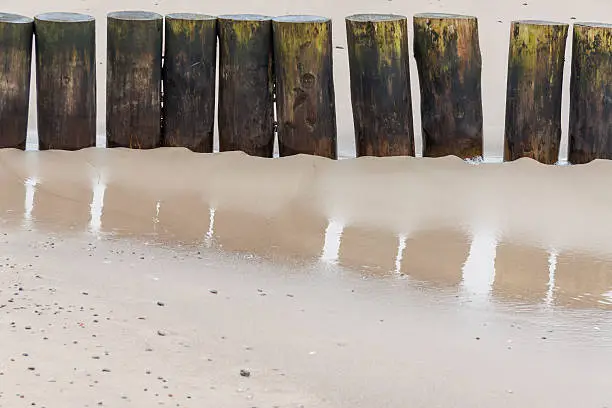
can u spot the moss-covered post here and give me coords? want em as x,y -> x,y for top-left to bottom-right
568,22 -> 612,164
34,13 -> 96,150
162,13 -> 217,153
504,21 -> 568,164
218,14 -> 274,157
413,13 -> 483,159
107,11 -> 162,149
272,15 -> 337,159
345,14 -> 414,157
0,13 -> 33,150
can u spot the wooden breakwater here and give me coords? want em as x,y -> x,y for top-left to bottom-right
0,11 -> 611,164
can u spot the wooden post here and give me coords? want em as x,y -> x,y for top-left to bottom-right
218,14 -> 274,157
346,14 -> 415,157
272,15 -> 337,159
34,12 -> 96,150
162,13 -> 217,153
413,13 -> 483,159
107,11 -> 162,149
0,13 -> 33,150
568,22 -> 612,164
504,20 -> 568,164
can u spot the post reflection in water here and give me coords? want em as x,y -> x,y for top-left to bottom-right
337,224 -> 399,275
99,182 -> 159,238
399,229 -> 471,288
0,175 -> 28,228
212,204 -> 329,262
492,241 -> 551,305
554,251 -> 612,310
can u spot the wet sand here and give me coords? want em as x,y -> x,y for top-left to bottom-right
1,148 -> 612,407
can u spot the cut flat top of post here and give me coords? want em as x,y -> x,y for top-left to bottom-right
346,14 -> 407,22
165,13 -> 216,21
218,14 -> 271,21
414,13 -> 476,20
272,15 -> 330,23
35,12 -> 94,22
574,21 -> 612,29
512,20 -> 567,26
0,12 -> 33,23
107,11 -> 162,20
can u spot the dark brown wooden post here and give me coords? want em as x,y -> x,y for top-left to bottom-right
107,11 -> 162,149
34,12 -> 96,150
568,22 -> 612,164
0,13 -> 33,150
413,13 -> 483,159
346,14 -> 414,157
272,15 -> 337,159
218,14 -> 274,157
162,13 -> 217,153
504,20 -> 568,164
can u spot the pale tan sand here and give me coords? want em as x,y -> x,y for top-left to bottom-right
2,0 -> 612,405
1,149 -> 612,407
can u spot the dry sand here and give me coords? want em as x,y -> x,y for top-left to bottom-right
1,0 -> 612,406
1,149 -> 612,407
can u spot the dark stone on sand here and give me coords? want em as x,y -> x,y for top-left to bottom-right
240,369 -> 251,377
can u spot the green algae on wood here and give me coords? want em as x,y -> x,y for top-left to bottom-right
218,14 -> 274,157
504,20 -> 568,164
413,13 -> 483,159
34,12 -> 96,150
346,14 -> 414,157
162,13 -> 217,153
568,22 -> 612,164
0,13 -> 33,149
107,11 -> 162,149
272,15 -> 337,159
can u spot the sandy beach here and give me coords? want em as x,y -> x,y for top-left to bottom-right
1,149 -> 612,407
1,0 -> 612,406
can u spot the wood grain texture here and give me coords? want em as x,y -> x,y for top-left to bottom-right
504,20 -> 568,164
0,13 -> 33,149
162,13 -> 217,153
35,12 -> 96,150
346,14 -> 415,157
273,15 -> 337,159
568,22 -> 612,164
106,11 -> 162,149
413,13 -> 483,159
218,14 -> 274,157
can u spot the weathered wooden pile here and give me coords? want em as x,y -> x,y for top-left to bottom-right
0,11 -> 610,164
